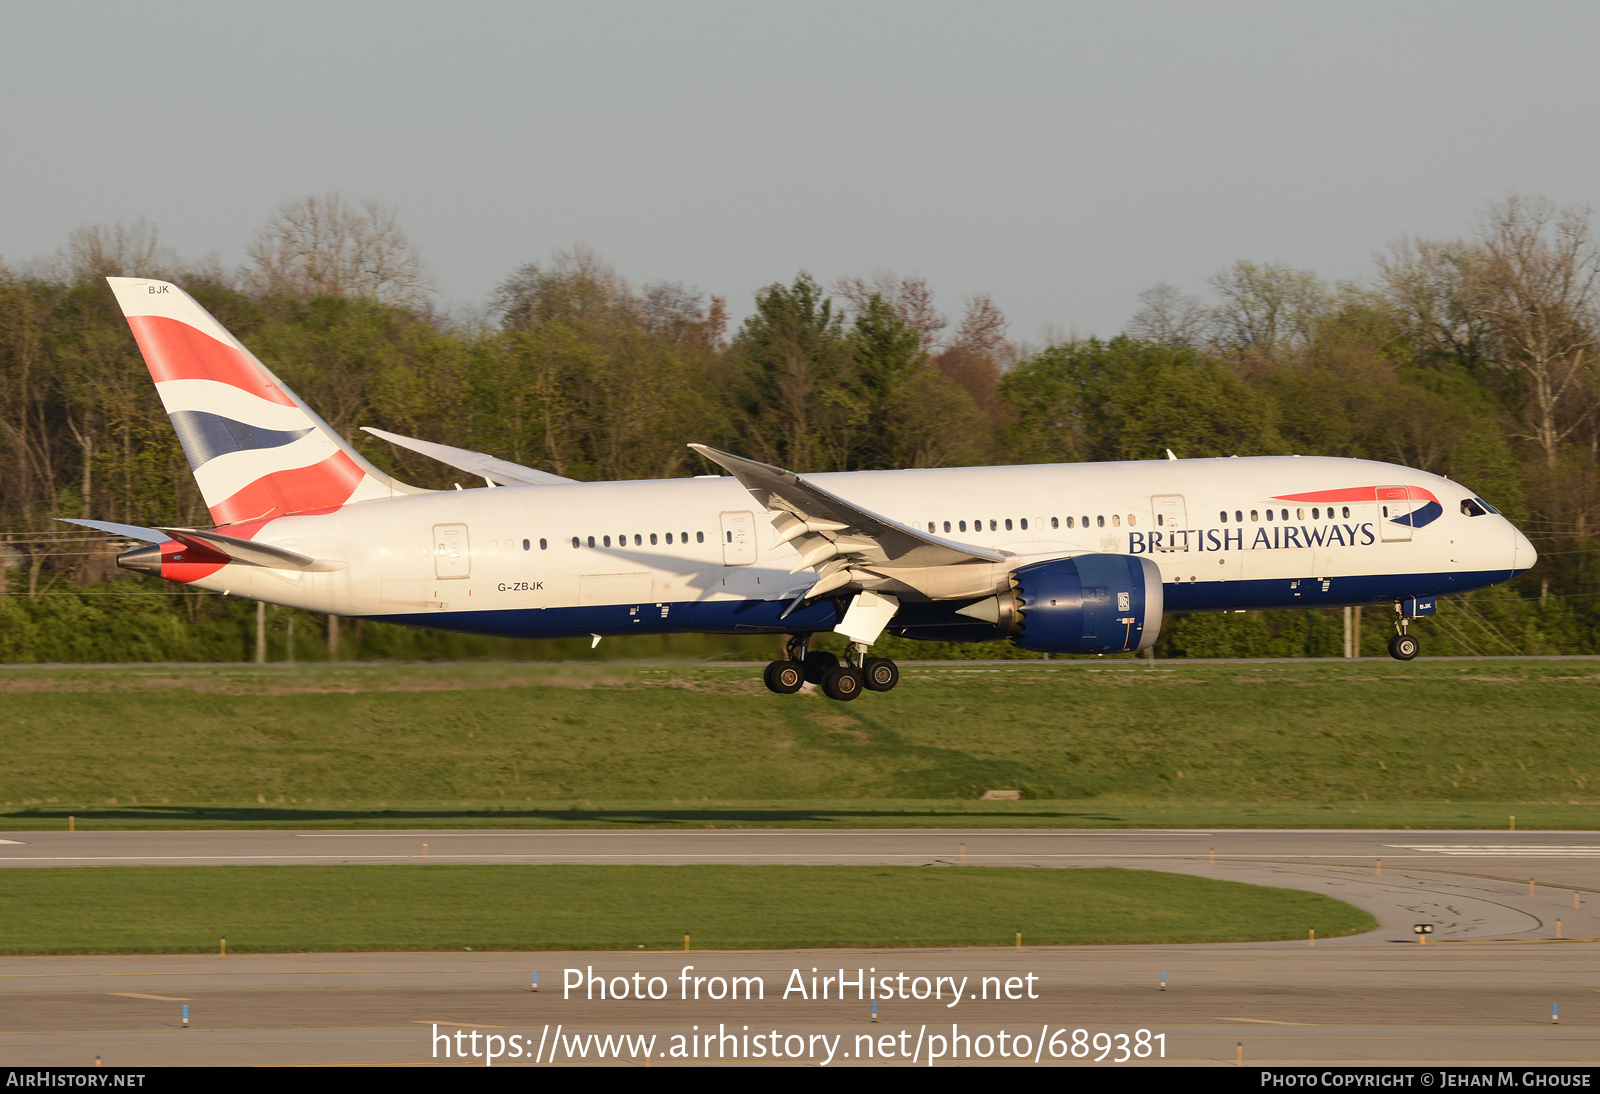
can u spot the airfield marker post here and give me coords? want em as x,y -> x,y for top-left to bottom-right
1530,877 -> 1535,896
1557,919 -> 1562,939
69,816 -> 74,832
1511,816 -> 1516,831
531,972 -> 538,993
872,1000 -> 878,1022
182,1005 -> 188,1027
1236,1041 -> 1242,1066
220,937 -> 225,956
423,843 -> 428,861
1016,932 -> 1022,950
684,933 -> 690,952
1554,1002 -> 1560,1024
1309,928 -> 1314,946
1160,971 -> 1166,991
960,843 -> 965,861
1210,847 -> 1214,865
1376,859 -> 1381,876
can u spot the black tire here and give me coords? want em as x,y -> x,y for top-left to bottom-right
803,651 -> 840,684
862,657 -> 899,692
763,660 -> 805,694
1390,634 -> 1419,661
821,667 -> 863,701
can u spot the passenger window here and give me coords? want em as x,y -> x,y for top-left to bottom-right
1127,514 -> 1135,526
666,532 -> 674,544
989,519 -> 997,531
1235,510 -> 1243,523
1281,509 -> 1289,521
1296,508 -> 1305,520
1311,508 -> 1319,520
726,530 -> 733,543
634,534 -> 642,546
603,535 -> 612,547
1250,511 -> 1258,522
539,539 -> 547,551
959,521 -> 967,532
1265,509 -> 1273,521
682,531 -> 689,542
696,531 -> 704,543
928,522 -> 935,532
1083,515 -> 1090,527
1051,517 -> 1060,529
1004,518 -> 1012,531
522,539 -> 530,551
572,537 -> 580,549
943,521 -> 951,532
1218,512 -> 1226,523
1020,518 -> 1028,530
1112,515 -> 1121,527
973,518 -> 981,530
1341,507 -> 1349,518
649,533 -> 657,545
1096,515 -> 1105,528
1065,517 -> 1073,528
587,535 -> 596,548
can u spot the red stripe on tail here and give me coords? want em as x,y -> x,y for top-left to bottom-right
208,451 -> 368,525
125,315 -> 297,405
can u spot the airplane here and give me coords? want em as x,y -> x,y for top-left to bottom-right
64,277 -> 1537,700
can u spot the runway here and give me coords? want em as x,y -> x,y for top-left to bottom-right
5,828 -> 1599,1066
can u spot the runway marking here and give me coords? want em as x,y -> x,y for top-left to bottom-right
1388,846 -> 1600,856
107,992 -> 190,1001
0,840 -> 23,844
1217,1017 -> 1312,1026
410,1020 -> 513,1029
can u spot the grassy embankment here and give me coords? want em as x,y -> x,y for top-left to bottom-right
0,865 -> 1374,954
3,658 -> 1598,830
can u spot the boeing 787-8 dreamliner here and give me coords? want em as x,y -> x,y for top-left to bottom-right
65,278 -> 1536,699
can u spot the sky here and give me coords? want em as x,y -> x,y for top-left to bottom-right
4,1 -> 1599,342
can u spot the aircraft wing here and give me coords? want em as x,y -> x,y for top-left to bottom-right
688,444 -> 1005,602
362,427 -> 577,486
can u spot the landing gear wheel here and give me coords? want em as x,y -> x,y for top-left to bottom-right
1388,634 -> 1419,661
862,657 -> 899,692
763,660 -> 805,694
821,667 -> 863,701
803,651 -> 839,684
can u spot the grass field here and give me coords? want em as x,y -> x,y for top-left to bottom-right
3,658 -> 1598,829
0,865 -> 1375,953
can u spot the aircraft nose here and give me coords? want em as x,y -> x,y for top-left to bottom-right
1512,524 -> 1537,574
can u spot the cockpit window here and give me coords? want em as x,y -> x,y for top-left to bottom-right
1461,498 -> 1487,517
1475,496 -> 1500,515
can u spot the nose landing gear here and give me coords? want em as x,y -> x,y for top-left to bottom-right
1388,606 -> 1420,661
762,634 -> 899,698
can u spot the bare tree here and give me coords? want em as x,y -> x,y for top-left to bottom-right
1470,195 -> 1600,466
1125,283 -> 1211,348
1375,236 -> 1499,368
245,193 -> 432,307
835,272 -> 947,351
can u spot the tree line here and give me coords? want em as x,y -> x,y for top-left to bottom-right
0,192 -> 1594,660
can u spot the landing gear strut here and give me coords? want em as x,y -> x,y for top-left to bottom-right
761,634 -> 898,699
1387,608 -> 1419,661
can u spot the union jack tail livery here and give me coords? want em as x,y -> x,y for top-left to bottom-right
106,278 -> 410,527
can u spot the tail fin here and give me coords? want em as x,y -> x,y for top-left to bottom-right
107,277 -> 418,526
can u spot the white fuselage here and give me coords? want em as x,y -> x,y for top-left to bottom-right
170,455 -> 1533,643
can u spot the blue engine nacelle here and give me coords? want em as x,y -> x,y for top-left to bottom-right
1002,553 -> 1164,654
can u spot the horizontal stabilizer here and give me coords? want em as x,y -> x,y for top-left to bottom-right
362,427 -> 577,486
158,528 -> 345,572
57,518 -> 168,542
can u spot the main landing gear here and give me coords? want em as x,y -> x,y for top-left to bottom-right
1388,607 -> 1420,661
763,634 -> 899,701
